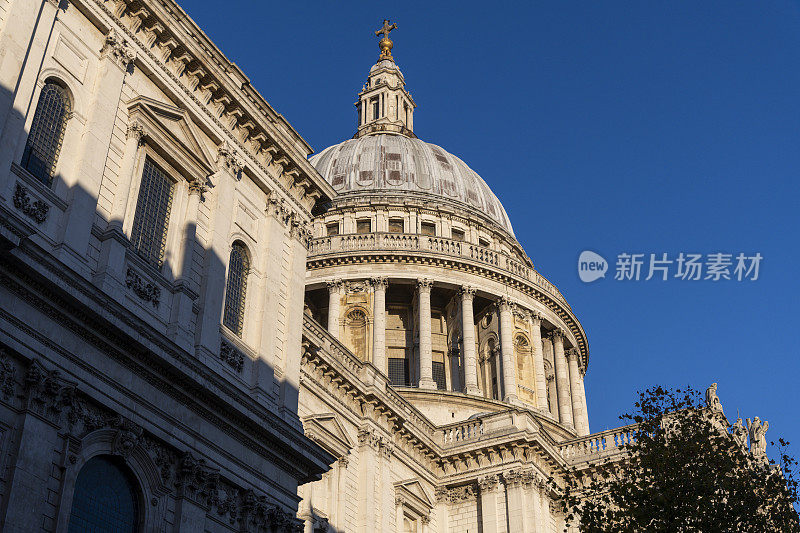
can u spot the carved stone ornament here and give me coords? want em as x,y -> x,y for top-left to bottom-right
370,277 -> 389,290
478,474 -> 498,493
111,416 -> 144,458
188,179 -> 208,198
101,30 -> 136,70
416,278 -> 433,292
24,359 -> 76,423
0,350 -> 17,400
126,120 -> 145,143
217,141 -> 243,178
125,268 -> 161,307
460,286 -> 476,300
13,183 -> 49,224
345,280 -> 370,294
219,339 -> 245,373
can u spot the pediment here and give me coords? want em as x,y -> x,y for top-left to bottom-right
127,96 -> 215,178
303,413 -> 353,457
394,479 -> 434,513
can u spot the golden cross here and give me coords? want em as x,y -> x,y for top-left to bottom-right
375,19 -> 397,40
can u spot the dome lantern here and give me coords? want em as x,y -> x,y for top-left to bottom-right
355,20 -> 417,139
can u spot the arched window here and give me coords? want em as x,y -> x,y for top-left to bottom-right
22,81 -> 71,186
223,241 -> 250,336
68,456 -> 140,533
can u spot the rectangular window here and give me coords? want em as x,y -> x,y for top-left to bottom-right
420,222 -> 435,236
388,218 -> 404,233
356,219 -> 371,234
432,361 -> 447,391
326,222 -> 340,236
130,157 -> 174,268
451,228 -> 465,241
388,357 -> 410,387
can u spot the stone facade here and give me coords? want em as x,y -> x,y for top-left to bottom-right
0,0 -> 334,531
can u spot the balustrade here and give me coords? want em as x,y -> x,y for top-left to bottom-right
441,419 -> 485,445
309,233 -> 569,308
559,425 -> 638,461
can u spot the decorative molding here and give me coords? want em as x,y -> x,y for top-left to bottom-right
125,267 -> 161,307
126,120 -> 145,143
0,350 -> 17,400
111,416 -> 144,458
219,338 -> 244,373
13,183 -> 49,224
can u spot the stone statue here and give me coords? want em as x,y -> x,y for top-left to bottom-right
731,417 -> 748,450
746,417 -> 769,457
705,383 -> 723,414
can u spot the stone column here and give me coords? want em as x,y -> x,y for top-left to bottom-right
530,312 -> 548,414
94,122 -> 144,299
566,348 -> 588,435
461,286 -> 480,395
167,181 -> 204,351
417,279 -> 436,389
335,456 -> 349,530
580,374 -> 590,435
551,330 -> 574,429
498,297 -> 518,403
505,470 -> 527,532
479,474 -> 501,533
327,280 -> 342,339
371,277 -> 388,373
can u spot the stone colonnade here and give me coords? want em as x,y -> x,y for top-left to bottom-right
325,277 -> 590,435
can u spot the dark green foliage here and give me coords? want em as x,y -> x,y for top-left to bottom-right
564,386 -> 800,532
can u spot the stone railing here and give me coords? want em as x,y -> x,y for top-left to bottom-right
308,233 -> 569,309
558,424 -> 638,463
440,418 -> 485,445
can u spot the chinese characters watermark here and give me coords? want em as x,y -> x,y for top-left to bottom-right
578,251 -> 762,283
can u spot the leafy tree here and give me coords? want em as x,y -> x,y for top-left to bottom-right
564,386 -> 800,532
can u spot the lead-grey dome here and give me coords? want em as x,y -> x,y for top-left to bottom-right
310,134 -> 514,235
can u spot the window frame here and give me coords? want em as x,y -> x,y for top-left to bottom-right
420,221 -> 436,236
356,218 -> 372,234
222,241 -> 251,337
388,218 -> 404,233
21,79 -> 73,187
128,155 -> 177,269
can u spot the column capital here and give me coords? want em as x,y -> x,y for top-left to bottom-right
126,120 -> 145,143
416,278 -> 433,293
326,279 -> 344,293
497,295 -> 514,312
101,30 -> 136,70
370,277 -> 388,290
460,286 -> 476,301
217,141 -> 243,178
187,179 -> 207,197
565,347 -> 579,361
529,311 -> 543,324
548,328 -> 565,341
478,474 -> 499,493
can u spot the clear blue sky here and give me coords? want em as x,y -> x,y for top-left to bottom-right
181,1 -> 800,453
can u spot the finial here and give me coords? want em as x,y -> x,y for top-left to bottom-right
375,19 -> 397,61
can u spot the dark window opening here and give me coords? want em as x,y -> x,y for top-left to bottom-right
432,361 -> 447,391
22,81 -> 71,186
420,222 -> 435,236
223,242 -> 250,336
356,219 -> 371,234
130,157 -> 174,268
388,358 -> 410,387
451,228 -> 465,241
326,222 -> 340,236
388,218 -> 404,233
67,456 -> 140,533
